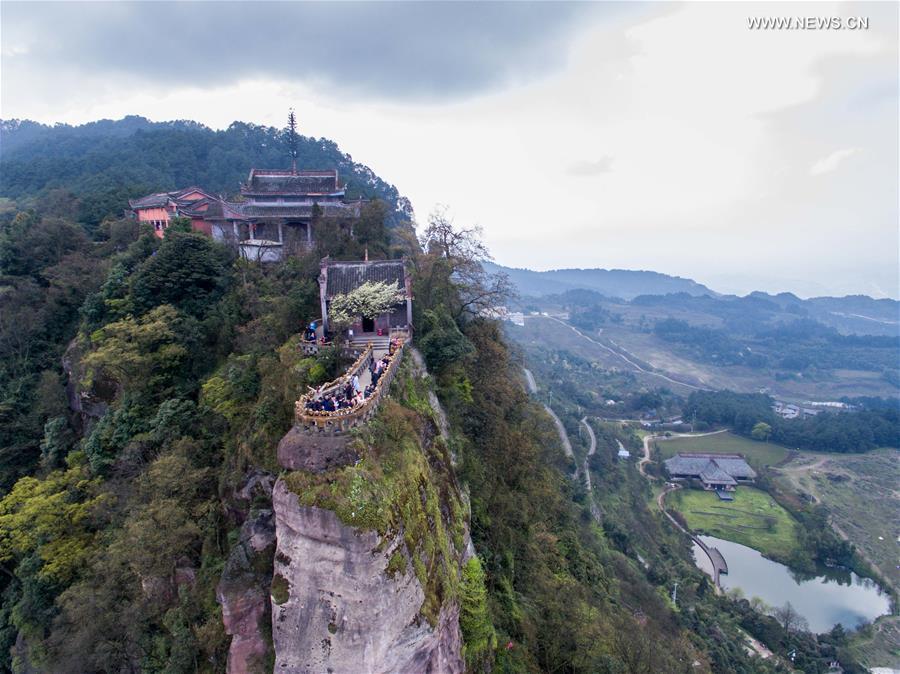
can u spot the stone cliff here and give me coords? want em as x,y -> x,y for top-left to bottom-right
217,508 -> 277,674
270,480 -> 464,673
217,351 -> 479,673
267,353 -> 472,673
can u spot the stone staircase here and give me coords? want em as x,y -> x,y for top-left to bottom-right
349,335 -> 391,352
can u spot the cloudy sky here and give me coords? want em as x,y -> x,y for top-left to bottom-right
2,1 -> 897,298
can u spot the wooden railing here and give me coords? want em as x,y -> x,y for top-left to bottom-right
294,339 -> 407,434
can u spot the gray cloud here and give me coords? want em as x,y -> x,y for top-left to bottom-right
567,156 -> 614,176
2,1 -> 616,103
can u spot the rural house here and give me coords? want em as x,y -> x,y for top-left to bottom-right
664,453 -> 756,492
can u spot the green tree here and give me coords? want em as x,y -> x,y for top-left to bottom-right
82,304 -> 191,396
751,421 -> 772,442
130,231 -> 230,317
0,452 -> 106,585
418,306 -> 474,371
459,556 -> 496,670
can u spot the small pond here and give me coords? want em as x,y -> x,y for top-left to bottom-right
692,535 -> 892,633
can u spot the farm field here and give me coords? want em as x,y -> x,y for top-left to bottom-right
598,323 -> 900,400
655,432 -> 790,470
668,487 -> 800,561
772,448 -> 900,593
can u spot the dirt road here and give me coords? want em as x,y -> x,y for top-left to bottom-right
524,368 -> 576,466
581,417 -> 597,493
537,316 -> 710,392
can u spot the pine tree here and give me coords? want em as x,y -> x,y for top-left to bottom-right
287,108 -> 299,174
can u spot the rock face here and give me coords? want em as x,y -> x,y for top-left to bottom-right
61,339 -> 111,434
271,479 -> 464,674
217,509 -> 277,674
277,427 -> 357,473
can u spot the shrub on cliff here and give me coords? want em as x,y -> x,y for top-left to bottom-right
460,556 -> 496,671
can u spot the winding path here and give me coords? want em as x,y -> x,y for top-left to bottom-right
546,406 -> 575,463
524,368 -> 576,468
581,417 -> 597,492
656,483 -> 727,587
537,316 -> 711,392
580,418 -> 603,521
523,368 -> 538,395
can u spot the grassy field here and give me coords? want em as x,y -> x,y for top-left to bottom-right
655,432 -> 790,470
772,448 -> 900,593
668,486 -> 801,561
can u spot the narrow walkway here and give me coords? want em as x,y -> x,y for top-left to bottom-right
641,429 -> 733,590
354,346 -> 388,392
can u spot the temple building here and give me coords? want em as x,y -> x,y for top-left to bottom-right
128,186 -> 217,238
129,168 -> 363,260
211,168 -> 363,259
319,257 -> 412,337
664,453 -> 756,492
128,111 -> 367,256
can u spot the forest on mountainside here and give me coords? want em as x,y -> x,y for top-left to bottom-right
0,117 -> 413,233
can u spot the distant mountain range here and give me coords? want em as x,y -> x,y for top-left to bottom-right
488,262 -> 899,337
485,262 -> 715,300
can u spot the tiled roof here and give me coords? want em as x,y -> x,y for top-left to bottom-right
323,259 -> 407,299
129,187 -> 213,211
707,456 -> 756,479
129,192 -> 172,209
178,197 -> 215,216
242,169 -> 341,196
195,200 -> 226,220
664,453 -> 756,480
698,462 -> 737,485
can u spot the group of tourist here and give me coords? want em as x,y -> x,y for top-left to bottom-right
304,375 -> 375,413
302,338 -> 403,415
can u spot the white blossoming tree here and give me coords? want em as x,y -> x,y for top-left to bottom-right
328,281 -> 404,332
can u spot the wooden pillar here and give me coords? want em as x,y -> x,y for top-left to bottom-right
232,221 -> 239,240
306,221 -> 313,246
404,266 -> 413,333
277,222 -> 284,244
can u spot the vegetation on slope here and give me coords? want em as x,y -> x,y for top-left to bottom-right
0,213 -> 341,671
